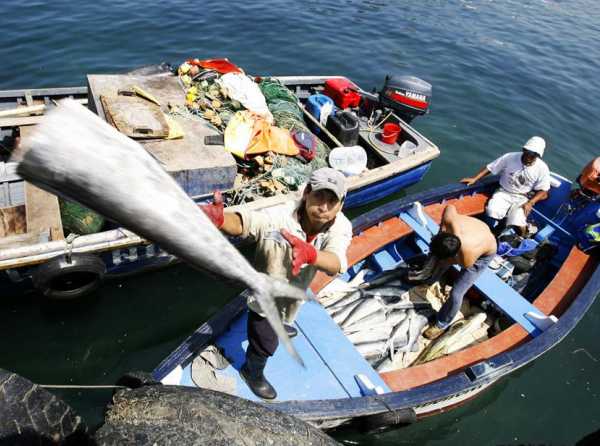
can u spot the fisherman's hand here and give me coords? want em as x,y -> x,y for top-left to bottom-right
522,201 -> 533,217
200,191 -> 225,228
460,177 -> 477,186
281,229 -> 317,276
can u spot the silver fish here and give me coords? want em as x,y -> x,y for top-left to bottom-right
385,295 -> 432,311
15,100 -> 309,364
326,289 -> 363,310
386,315 -> 411,365
342,310 -> 387,334
386,309 -> 408,327
341,297 -> 384,328
355,341 -> 388,359
346,326 -> 391,345
375,356 -> 395,372
331,299 -> 363,325
358,267 -> 408,289
414,313 -> 487,365
363,286 -> 409,299
397,310 -> 428,353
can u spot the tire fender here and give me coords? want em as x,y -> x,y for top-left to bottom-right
32,253 -> 106,300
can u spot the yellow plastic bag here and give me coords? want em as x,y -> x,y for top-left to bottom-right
246,119 -> 299,157
224,111 -> 255,158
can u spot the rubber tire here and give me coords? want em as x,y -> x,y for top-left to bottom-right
359,408 -> 417,434
116,371 -> 161,389
32,253 -> 106,300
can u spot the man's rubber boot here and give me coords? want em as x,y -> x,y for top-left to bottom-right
240,348 -> 277,400
284,324 -> 298,338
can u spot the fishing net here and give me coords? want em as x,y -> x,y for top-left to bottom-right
179,71 -> 332,205
259,78 -> 298,104
223,79 -> 331,205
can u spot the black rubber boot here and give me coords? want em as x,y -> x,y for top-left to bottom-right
240,348 -> 277,400
284,324 -> 298,338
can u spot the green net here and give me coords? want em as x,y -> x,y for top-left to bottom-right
259,78 -> 299,104
59,199 -> 105,235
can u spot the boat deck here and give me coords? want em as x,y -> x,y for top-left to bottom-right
177,300 -> 390,402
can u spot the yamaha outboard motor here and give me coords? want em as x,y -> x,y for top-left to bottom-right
379,75 -> 432,123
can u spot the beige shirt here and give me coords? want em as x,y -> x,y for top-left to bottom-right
236,200 -> 352,320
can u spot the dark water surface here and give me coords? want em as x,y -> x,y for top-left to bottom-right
2,0 -> 600,444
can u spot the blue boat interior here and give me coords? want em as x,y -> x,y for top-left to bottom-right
176,300 -> 390,401
159,173 -> 585,402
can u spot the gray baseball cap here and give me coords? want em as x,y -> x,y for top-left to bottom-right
309,167 -> 347,201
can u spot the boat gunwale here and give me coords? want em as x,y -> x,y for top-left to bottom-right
151,178 -> 600,423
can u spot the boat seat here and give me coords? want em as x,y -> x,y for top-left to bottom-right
399,202 -> 557,336
197,301 -> 390,403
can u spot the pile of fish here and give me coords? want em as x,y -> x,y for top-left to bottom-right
320,268 -> 433,371
319,266 -> 494,372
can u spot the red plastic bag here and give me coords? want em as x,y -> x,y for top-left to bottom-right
186,58 -> 242,74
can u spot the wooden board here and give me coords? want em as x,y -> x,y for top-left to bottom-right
20,127 -> 64,241
0,205 -> 26,237
100,95 -> 169,139
87,74 -> 237,196
25,183 -> 64,241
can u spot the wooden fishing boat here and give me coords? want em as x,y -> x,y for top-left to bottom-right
152,174 -> 600,432
0,71 -> 439,298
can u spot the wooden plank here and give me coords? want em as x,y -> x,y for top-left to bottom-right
20,127 -> 64,241
0,205 -> 26,237
0,104 -> 45,117
100,95 -> 169,139
0,98 -> 87,118
0,230 -> 49,249
0,116 -> 43,127
25,182 -> 64,241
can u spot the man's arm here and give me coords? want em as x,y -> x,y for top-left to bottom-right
522,190 -> 549,217
220,212 -> 244,236
314,251 -> 342,276
199,191 -> 244,236
460,167 -> 490,186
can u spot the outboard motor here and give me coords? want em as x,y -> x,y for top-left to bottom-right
379,75 -> 432,123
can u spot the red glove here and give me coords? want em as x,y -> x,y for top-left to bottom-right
200,191 -> 225,228
281,229 -> 318,276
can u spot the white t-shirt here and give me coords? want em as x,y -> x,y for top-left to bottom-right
487,152 -> 551,194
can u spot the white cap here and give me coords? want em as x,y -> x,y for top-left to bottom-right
523,136 -> 546,157
309,167 -> 347,201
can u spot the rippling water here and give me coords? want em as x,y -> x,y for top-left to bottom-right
1,0 -> 600,444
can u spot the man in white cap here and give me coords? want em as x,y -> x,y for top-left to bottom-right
201,167 -> 352,400
460,136 -> 551,236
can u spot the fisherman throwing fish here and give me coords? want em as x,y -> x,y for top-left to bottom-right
201,167 -> 352,400
423,204 -> 497,340
460,136 -> 551,237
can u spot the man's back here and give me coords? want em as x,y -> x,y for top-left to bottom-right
441,206 -> 497,267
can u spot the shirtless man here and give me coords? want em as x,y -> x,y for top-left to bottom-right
423,204 -> 497,340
